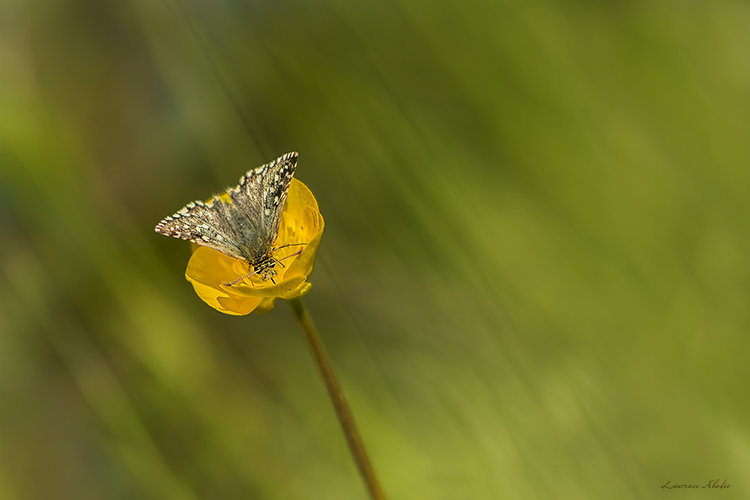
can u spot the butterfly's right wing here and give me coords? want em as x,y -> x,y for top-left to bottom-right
230,151 -> 298,248
154,198 -> 246,260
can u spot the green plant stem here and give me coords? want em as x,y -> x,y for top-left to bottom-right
289,297 -> 386,500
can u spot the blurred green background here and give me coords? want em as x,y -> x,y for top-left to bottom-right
1,0 -> 749,499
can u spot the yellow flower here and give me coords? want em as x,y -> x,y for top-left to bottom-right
185,178 -> 324,315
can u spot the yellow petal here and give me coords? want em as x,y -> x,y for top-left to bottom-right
253,297 -> 277,314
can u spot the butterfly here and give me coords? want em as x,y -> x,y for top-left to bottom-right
155,152 -> 303,284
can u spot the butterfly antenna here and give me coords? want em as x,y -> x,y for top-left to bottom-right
223,270 -> 259,287
273,249 -> 304,268
272,243 -> 307,268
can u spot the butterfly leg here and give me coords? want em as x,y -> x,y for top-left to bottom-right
272,243 -> 307,251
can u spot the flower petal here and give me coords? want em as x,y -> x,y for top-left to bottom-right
253,297 -> 277,314
186,258 -> 263,315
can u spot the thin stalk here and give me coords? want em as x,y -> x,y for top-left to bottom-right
288,297 -> 386,500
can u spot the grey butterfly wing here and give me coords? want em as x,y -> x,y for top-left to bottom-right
154,198 -> 247,260
229,151 -> 298,251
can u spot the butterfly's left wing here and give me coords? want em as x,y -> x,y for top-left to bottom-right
154,198 -> 247,260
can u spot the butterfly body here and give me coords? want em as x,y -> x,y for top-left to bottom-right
155,152 -> 299,282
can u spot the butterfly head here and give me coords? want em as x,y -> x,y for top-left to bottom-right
252,255 -> 278,282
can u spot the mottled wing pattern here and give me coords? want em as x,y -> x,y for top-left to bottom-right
155,152 -> 299,264
228,151 -> 298,249
154,198 -> 246,260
